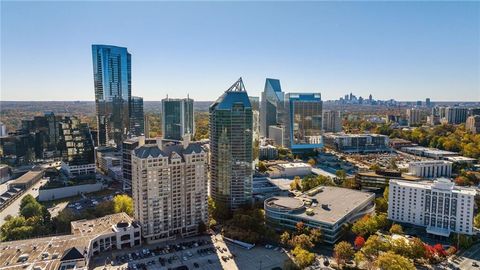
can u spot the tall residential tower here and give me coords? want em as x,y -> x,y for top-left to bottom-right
162,97 -> 194,141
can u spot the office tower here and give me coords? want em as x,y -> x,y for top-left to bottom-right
260,78 -> 284,138
59,116 -> 96,177
131,139 -> 208,243
92,45 -> 131,148
369,94 -> 373,102
388,178 -> 475,236
284,93 -> 323,152
416,101 -> 422,106
426,98 -> 431,107
130,96 -> 145,136
445,107 -> 468,124
161,97 -> 194,141
122,136 -> 145,192
0,122 -> 6,137
407,108 -> 422,126
322,110 -> 342,133
466,115 -> 480,134
210,78 -> 253,210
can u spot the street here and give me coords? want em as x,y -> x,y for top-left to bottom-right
0,178 -> 46,226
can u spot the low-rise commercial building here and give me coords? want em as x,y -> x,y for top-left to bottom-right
400,146 -> 458,160
8,170 -> 43,189
0,212 -> 140,270
267,162 -> 312,178
388,178 -> 476,237
323,133 -> 390,153
408,160 -> 452,178
0,164 -> 11,184
265,186 -> 375,243
356,170 -> 421,189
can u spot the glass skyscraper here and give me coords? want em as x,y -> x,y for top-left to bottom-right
92,44 -> 131,148
260,78 -> 284,137
285,93 -> 323,152
130,96 -> 145,136
161,97 -> 194,140
210,78 -> 253,211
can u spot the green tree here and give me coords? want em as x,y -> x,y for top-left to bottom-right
20,202 -> 43,219
375,197 -> 388,213
335,169 -> 346,180
309,228 -> 322,245
409,237 -> 426,261
20,195 -> 37,209
292,246 -> 315,268
334,241 -> 355,266
389,224 -> 404,235
358,235 -> 391,263
374,252 -> 415,270
113,194 -> 133,216
475,213 -> 480,228
258,161 -> 268,172
307,158 -> 316,166
209,219 -> 217,229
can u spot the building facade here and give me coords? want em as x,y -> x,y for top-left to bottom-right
388,178 -> 476,236
92,44 -> 131,147
130,96 -> 145,136
407,108 -> 422,126
284,93 -> 323,152
445,107 -> 468,124
132,140 -> 208,243
466,115 -> 480,134
260,78 -> 284,138
210,78 -> 253,210
122,136 -> 145,192
259,145 -> 278,160
323,133 -> 390,153
322,110 -> 342,133
162,97 -> 194,141
408,160 -> 452,178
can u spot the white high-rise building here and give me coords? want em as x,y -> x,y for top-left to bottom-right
407,108 -> 422,126
322,110 -> 342,133
388,178 -> 476,236
408,160 -> 452,178
0,122 -> 6,137
131,139 -> 208,243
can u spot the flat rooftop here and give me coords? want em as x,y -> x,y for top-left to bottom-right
391,179 -> 477,196
268,186 -> 374,225
9,170 -> 43,185
357,171 -> 421,181
277,163 -> 311,169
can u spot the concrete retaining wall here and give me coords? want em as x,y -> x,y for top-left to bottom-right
38,182 -> 104,201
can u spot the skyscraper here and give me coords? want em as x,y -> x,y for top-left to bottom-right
161,97 -> 194,140
132,140 -> 208,243
130,96 -> 145,136
122,136 -> 145,192
260,78 -> 284,138
210,78 -> 253,211
322,110 -> 342,133
92,45 -> 131,147
285,93 -> 323,152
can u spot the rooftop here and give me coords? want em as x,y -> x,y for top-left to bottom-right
71,212 -> 135,236
277,163 -> 311,169
9,170 -> 43,185
358,171 -> 421,181
267,186 -> 374,225
390,178 -> 477,196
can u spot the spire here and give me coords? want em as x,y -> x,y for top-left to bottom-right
226,77 -> 246,92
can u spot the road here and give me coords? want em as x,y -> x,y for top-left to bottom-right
457,243 -> 480,270
0,178 -> 47,226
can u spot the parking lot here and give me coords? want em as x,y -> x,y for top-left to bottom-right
91,234 -> 287,270
65,191 -> 122,214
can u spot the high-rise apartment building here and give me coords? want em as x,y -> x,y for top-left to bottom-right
210,78 -> 253,210
322,110 -> 342,133
445,107 -> 468,124
59,116 -> 96,177
388,178 -> 476,236
92,45 -> 131,147
260,78 -> 284,138
130,96 -> 145,136
466,115 -> 480,134
407,108 -> 422,126
161,97 -> 194,141
131,140 -> 208,243
285,93 -> 323,152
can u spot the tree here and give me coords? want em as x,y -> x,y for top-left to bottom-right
409,237 -> 426,261
391,238 -> 411,258
290,176 -> 301,191
292,246 -> 315,268
20,202 -> 43,219
352,214 -> 389,237
334,241 -> 355,266
354,236 -> 365,249
335,169 -> 346,180
375,197 -> 388,213
258,161 -> 268,172
309,228 -> 322,244
295,221 -> 307,235
433,243 -> 447,257
359,235 -> 391,263
113,194 -> 133,216
20,195 -> 37,209
370,164 -> 381,171
290,234 -> 314,250
280,231 -> 291,246
389,224 -> 404,235
374,252 -> 415,270
307,158 -> 316,166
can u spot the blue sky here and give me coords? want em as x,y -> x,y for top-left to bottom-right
1,1 -> 479,101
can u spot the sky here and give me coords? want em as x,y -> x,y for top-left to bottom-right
1,1 -> 479,102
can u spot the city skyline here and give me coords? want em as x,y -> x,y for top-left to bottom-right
2,1 -> 479,102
